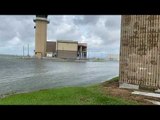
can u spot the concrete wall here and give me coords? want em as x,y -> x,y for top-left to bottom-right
120,15 -> 160,89
56,41 -> 78,59
57,50 -> 77,59
57,42 -> 78,51
78,45 -> 87,59
46,41 -> 56,53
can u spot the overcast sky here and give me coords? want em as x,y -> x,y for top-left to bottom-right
0,15 -> 121,58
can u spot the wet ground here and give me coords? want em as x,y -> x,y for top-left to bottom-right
0,55 -> 119,95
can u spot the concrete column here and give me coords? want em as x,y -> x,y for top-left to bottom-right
120,15 -> 160,89
80,46 -> 82,59
34,15 -> 49,58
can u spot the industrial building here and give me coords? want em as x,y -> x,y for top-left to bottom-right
33,15 -> 87,59
78,43 -> 87,59
120,15 -> 160,91
46,40 -> 87,59
46,41 -> 56,57
56,40 -> 78,59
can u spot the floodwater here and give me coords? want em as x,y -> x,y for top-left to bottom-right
0,55 -> 119,95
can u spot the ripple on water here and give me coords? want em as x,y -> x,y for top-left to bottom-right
0,55 -> 119,95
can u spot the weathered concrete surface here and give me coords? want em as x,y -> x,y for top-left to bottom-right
120,15 -> 160,89
34,16 -> 49,58
144,99 -> 160,105
132,91 -> 160,98
119,83 -> 139,89
155,89 -> 160,93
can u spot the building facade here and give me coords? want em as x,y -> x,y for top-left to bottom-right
57,40 -> 78,59
78,43 -> 87,59
46,41 -> 56,57
120,15 -> 160,90
46,40 -> 87,59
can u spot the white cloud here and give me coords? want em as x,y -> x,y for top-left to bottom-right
8,36 -> 21,45
0,15 -> 121,57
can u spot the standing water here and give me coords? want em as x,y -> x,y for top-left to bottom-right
0,55 -> 119,96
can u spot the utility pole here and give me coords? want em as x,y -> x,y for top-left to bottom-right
27,44 -> 29,57
23,46 -> 24,58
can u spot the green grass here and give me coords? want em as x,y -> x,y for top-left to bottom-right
101,76 -> 119,86
106,76 -> 119,83
0,77 -> 138,105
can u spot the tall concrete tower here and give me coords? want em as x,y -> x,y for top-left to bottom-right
33,15 -> 49,58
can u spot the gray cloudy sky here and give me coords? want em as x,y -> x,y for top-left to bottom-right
0,15 -> 121,58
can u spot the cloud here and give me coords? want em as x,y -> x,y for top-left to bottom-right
8,36 -> 21,45
73,15 -> 100,25
0,15 -> 35,55
105,16 -> 121,30
0,15 -> 121,57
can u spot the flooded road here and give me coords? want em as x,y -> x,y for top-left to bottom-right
0,55 -> 119,95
